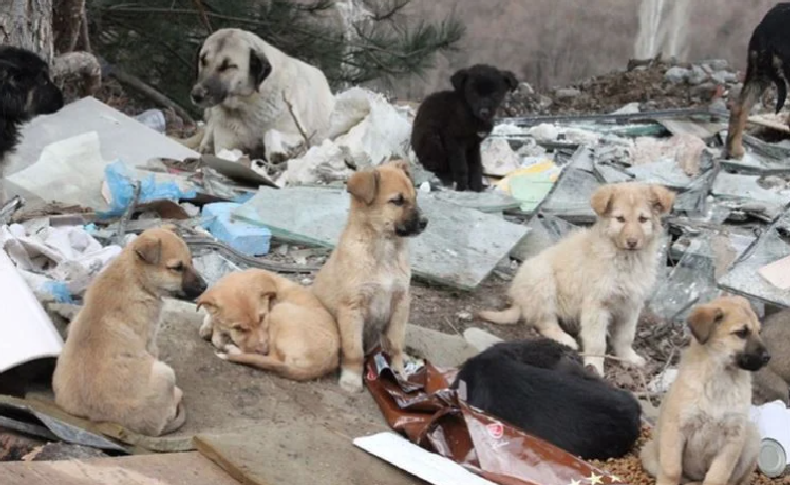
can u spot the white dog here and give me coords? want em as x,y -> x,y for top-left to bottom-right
188,28 -> 335,161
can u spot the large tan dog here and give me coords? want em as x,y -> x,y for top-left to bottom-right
478,182 -> 675,375
196,269 -> 339,381
52,227 -> 207,436
186,28 -> 335,161
641,296 -> 770,485
312,160 -> 428,393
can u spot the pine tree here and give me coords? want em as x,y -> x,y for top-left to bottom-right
88,0 -> 465,113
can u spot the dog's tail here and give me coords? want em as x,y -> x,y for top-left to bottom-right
477,305 -> 521,325
225,353 -> 333,382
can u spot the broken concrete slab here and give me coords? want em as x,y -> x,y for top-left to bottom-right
5,97 -> 198,177
626,158 -> 693,190
510,214 -> 576,262
196,422 -> 420,485
540,146 -> 600,224
233,187 -> 529,291
719,211 -> 790,308
463,328 -> 504,352
0,452 -> 240,485
712,172 -> 790,222
658,118 -> 726,140
427,190 -> 520,214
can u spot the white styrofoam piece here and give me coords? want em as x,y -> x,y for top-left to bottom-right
0,248 -> 64,374
353,432 -> 496,485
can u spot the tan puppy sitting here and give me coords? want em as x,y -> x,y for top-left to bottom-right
641,296 -> 770,485
197,269 -> 339,382
52,227 -> 207,436
312,160 -> 428,393
479,182 -> 674,375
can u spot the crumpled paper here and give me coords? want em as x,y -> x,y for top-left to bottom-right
0,223 -> 122,302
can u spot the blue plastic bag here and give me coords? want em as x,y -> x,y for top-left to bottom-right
100,160 -> 197,218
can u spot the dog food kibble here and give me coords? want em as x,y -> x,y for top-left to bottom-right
589,426 -> 790,485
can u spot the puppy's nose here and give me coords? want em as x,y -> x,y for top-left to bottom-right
191,86 -> 206,104
626,238 -> 638,249
479,108 -> 491,118
418,216 -> 428,230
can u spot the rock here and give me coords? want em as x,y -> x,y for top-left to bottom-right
665,67 -> 690,84
406,324 -> 479,367
537,95 -> 554,109
463,327 -> 504,352
481,138 -> 521,177
706,59 -> 730,71
555,87 -> 581,100
456,311 -> 473,322
688,65 -> 709,85
528,123 -> 560,142
516,82 -> 534,97
611,102 -> 640,115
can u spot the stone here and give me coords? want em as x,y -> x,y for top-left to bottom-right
688,65 -> 709,86
664,67 -> 690,84
555,88 -> 581,100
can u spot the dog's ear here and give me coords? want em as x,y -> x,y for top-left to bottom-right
502,70 -> 519,92
134,236 -> 162,265
388,159 -> 413,181
451,68 -> 468,93
687,303 -> 725,345
347,169 -> 380,205
258,290 -> 277,319
649,184 -> 675,215
193,42 -> 204,80
196,293 -> 218,314
249,48 -> 272,87
590,184 -> 616,217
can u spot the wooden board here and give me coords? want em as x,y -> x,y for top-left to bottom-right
0,452 -> 240,485
195,422 -> 425,485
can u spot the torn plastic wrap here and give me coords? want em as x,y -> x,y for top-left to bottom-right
364,351 -> 623,485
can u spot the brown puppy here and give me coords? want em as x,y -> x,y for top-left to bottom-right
478,182 -> 674,375
196,269 -> 339,381
52,226 -> 207,436
641,296 -> 770,485
312,160 -> 428,393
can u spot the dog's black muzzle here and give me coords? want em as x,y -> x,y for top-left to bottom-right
181,269 -> 208,300
395,209 -> 428,237
31,83 -> 64,116
737,343 -> 771,371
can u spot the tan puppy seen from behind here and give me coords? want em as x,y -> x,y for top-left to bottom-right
641,296 -> 770,485
196,269 -> 339,382
479,182 -> 675,375
312,159 -> 428,393
52,226 -> 207,436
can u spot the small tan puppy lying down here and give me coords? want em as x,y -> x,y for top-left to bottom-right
197,269 -> 339,382
312,159 -> 428,393
52,227 -> 207,436
479,182 -> 675,375
641,296 -> 770,485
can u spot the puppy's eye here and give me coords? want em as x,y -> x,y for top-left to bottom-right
233,326 -> 250,334
218,61 -> 237,72
638,216 -> 649,224
169,262 -> 185,272
389,194 -> 405,206
615,216 -> 626,223
734,328 -> 750,339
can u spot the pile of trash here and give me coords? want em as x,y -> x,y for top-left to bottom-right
500,56 -> 781,117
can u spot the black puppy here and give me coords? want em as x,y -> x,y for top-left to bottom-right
725,2 -> 790,160
0,46 -> 64,165
411,64 -> 517,192
453,338 -> 642,460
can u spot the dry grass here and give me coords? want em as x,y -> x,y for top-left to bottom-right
388,0 -> 779,100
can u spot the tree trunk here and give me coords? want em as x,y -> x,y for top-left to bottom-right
0,0 -> 54,63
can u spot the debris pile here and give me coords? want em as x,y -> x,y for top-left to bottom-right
500,56 -> 782,117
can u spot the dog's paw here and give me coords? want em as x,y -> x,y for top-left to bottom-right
339,368 -> 364,393
555,334 -> 579,350
223,344 -> 242,356
618,348 -> 647,368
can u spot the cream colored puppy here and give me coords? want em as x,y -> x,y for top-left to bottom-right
641,296 -> 769,485
312,160 -> 428,393
479,182 -> 675,375
197,269 -> 339,382
52,227 -> 207,436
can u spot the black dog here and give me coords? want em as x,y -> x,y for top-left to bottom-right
411,64 -> 517,192
0,46 -> 64,165
453,338 -> 642,460
725,2 -> 790,160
